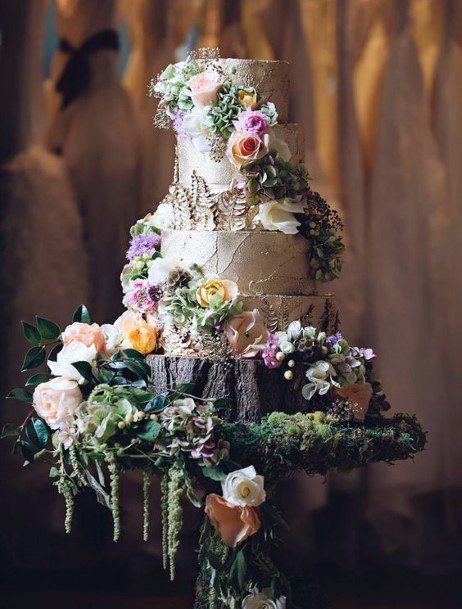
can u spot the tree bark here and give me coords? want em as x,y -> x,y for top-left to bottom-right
148,355 -> 308,422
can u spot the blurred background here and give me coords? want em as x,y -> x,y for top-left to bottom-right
0,0 -> 461,607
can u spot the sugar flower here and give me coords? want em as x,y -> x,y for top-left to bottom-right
48,342 -> 97,383
258,198 -> 305,234
114,310 -> 158,355
126,233 -> 160,261
196,277 -> 238,308
61,322 -> 106,353
151,202 -> 175,230
122,278 -> 162,315
33,377 -> 82,430
227,131 -> 269,169
225,309 -> 270,358
233,108 -> 269,136
182,106 -> 213,153
188,71 -> 223,108
222,466 -> 266,507
205,494 -> 261,547
147,255 -> 180,285
242,588 -> 286,609
302,360 -> 337,400
336,382 -> 373,421
262,335 -> 283,369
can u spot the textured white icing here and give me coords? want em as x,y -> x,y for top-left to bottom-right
218,58 -> 290,122
177,123 -> 304,193
161,230 -> 317,296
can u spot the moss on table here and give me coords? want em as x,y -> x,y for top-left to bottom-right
218,412 -> 426,484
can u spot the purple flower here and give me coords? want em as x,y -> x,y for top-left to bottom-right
360,347 -> 376,360
123,279 -> 161,314
233,108 -> 269,136
262,335 -> 283,369
172,109 -> 187,139
126,233 -> 160,261
326,332 -> 343,348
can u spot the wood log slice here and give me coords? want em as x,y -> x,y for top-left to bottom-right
147,354 -> 309,423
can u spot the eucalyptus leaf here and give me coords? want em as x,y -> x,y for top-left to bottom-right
137,420 -> 161,442
21,321 -> 41,346
1,424 -> 21,439
144,394 -> 167,413
21,346 -> 46,371
201,466 -> 226,482
36,316 -> 61,341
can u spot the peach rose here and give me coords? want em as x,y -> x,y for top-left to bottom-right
205,494 -> 261,547
188,71 -> 223,107
237,89 -> 258,109
226,131 -> 268,169
336,382 -> 373,421
196,277 -> 238,308
225,309 -> 270,358
115,310 -> 158,355
33,377 -> 82,430
62,322 -> 106,352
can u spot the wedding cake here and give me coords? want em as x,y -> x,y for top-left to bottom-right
121,52 -> 344,362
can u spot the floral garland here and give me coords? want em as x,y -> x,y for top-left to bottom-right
149,49 -> 344,280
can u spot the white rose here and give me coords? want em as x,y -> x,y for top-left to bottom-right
33,377 -> 82,430
152,202 -> 175,230
258,198 -> 305,234
242,588 -> 286,609
222,466 -> 266,507
101,323 -> 124,355
182,106 -> 213,152
48,341 -> 97,383
147,256 -> 180,285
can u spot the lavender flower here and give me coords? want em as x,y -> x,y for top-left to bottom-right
262,335 -> 283,369
326,332 -> 343,349
126,234 -> 160,261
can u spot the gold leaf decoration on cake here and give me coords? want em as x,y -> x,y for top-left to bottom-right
261,298 -> 279,334
190,171 -> 217,230
277,299 -> 289,331
215,191 -> 248,231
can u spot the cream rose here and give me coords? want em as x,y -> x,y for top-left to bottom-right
225,309 -> 270,358
61,322 -> 106,352
336,382 -> 373,421
242,589 -> 286,609
101,323 -> 124,355
226,131 -> 269,169
48,342 -> 97,383
222,466 -> 266,507
196,277 -> 238,308
33,377 -> 82,430
188,71 -> 223,107
257,198 -> 305,234
205,494 -> 261,547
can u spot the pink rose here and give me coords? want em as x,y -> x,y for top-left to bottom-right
62,322 -> 106,352
233,109 -> 269,136
205,494 -> 261,547
226,131 -> 269,169
336,382 -> 373,421
33,377 -> 82,430
225,309 -> 270,358
188,71 -> 223,107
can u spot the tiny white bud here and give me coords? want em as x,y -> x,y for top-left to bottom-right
150,414 -> 158,421
117,421 -> 126,430
137,410 -> 146,420
125,414 -> 134,424
276,351 -> 286,362
284,370 -> 294,381
288,359 -> 295,368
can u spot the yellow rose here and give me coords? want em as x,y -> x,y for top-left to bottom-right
237,89 -> 258,109
196,277 -> 238,308
128,324 -> 157,355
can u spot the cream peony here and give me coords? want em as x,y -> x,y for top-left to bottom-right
61,322 -> 106,352
151,202 -> 175,230
114,310 -> 158,355
33,377 -> 82,430
147,255 -> 180,285
225,309 -> 269,358
48,342 -> 97,383
242,589 -> 286,609
188,71 -> 223,107
258,198 -> 305,234
222,466 -> 266,507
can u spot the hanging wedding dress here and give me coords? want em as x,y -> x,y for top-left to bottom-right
0,0 -> 87,573
45,0 -> 141,324
366,0 -> 448,567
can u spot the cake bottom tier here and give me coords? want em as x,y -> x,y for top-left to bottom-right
148,354 -> 312,422
159,293 -> 338,357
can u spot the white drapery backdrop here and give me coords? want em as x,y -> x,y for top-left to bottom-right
1,0 -> 461,574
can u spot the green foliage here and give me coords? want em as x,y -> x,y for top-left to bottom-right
72,304 -> 91,324
21,321 -> 41,346
21,346 -> 46,371
6,388 -> 33,404
36,317 -> 61,341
